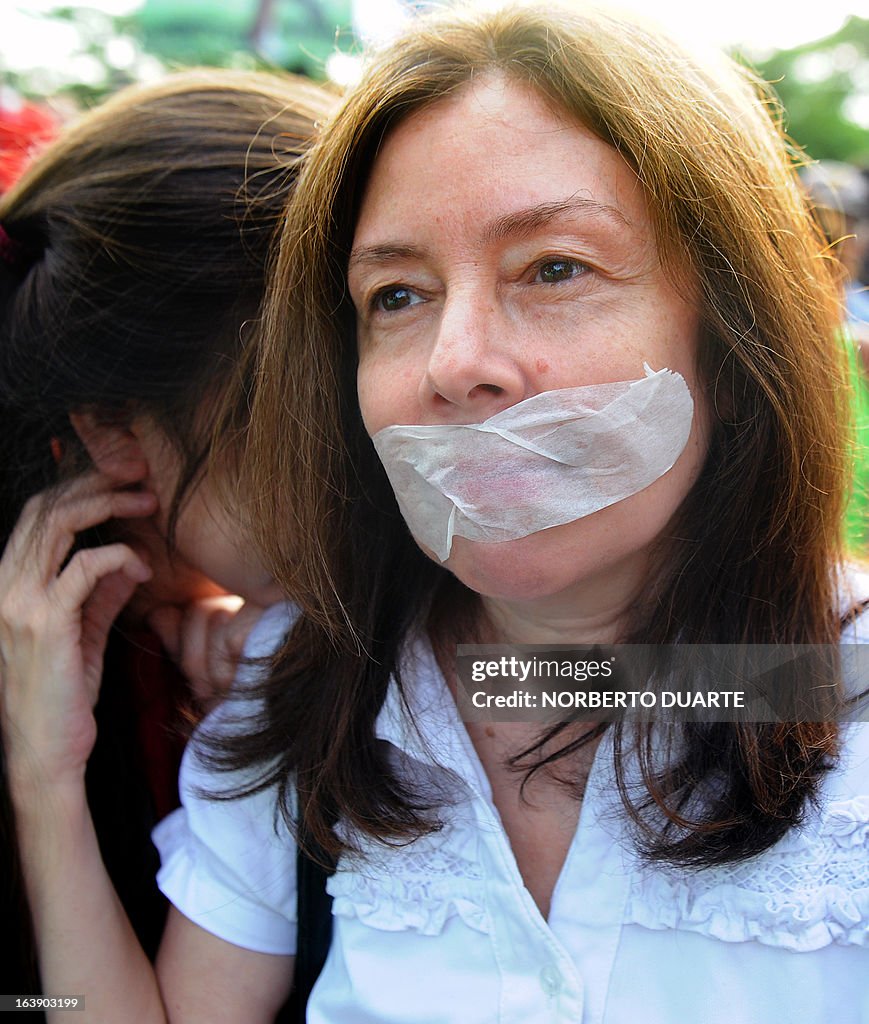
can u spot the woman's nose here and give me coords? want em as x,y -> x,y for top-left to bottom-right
420,295 -> 527,418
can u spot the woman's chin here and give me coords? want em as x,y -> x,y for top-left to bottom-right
439,532 -> 582,603
429,515 -> 654,614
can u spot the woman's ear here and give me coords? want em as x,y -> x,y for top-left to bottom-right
69,409 -> 149,482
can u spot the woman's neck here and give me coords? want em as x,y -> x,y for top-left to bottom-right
479,559 -> 646,645
482,595 -> 627,645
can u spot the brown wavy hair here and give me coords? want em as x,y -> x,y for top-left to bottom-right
228,4 -> 850,867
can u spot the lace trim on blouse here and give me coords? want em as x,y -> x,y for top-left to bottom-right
625,795 -> 869,951
328,819 -> 491,936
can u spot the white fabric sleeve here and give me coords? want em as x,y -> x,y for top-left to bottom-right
152,603 -> 299,955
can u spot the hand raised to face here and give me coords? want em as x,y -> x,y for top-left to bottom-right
0,472 -> 155,789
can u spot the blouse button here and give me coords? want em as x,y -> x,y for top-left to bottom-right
539,963 -> 563,997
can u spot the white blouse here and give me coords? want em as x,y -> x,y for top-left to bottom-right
154,601 -> 869,1024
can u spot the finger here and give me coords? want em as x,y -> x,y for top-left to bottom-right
51,544 -> 152,614
223,601 -> 266,661
80,570 -> 142,688
27,488 -> 157,585
83,569 -> 141,644
179,605 -> 234,701
148,605 -> 184,662
17,469 -> 134,528
3,468 -> 118,540
47,489 -> 158,574
205,611 -> 241,696
190,598 -> 247,698
2,476 -> 152,578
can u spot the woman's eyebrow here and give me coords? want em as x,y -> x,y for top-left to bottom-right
348,198 -> 632,273
348,243 -> 427,273
482,197 -> 631,245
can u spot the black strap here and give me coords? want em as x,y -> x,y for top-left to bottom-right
276,830 -> 336,1023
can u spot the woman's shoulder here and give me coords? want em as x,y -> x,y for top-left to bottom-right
625,722 -> 869,953
238,600 -> 298,663
151,601 -> 300,955
626,577 -> 869,953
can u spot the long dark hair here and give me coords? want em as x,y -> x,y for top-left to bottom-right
0,69 -> 334,995
0,69 -> 334,539
228,6 -> 848,869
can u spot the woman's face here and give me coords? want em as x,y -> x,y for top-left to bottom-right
350,76 -> 710,606
118,419 -> 284,615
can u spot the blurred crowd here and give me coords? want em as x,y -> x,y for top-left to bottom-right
802,161 -> 869,551
803,161 -> 869,347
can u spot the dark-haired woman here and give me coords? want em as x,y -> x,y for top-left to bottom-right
0,69 -> 333,1019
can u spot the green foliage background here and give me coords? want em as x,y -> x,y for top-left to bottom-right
2,5 -> 868,162
746,16 -> 869,162
138,0 -> 353,78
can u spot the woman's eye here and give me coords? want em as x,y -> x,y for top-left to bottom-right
373,286 -> 423,312
535,259 -> 587,284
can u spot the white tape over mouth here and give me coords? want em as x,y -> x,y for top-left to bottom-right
371,365 -> 694,562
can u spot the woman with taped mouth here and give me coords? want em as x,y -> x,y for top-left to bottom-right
147,5 -> 868,1022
